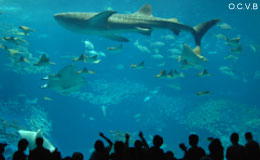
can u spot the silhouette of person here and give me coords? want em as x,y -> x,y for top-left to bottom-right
148,135 -> 165,160
28,137 -> 51,160
201,138 -> 224,160
244,132 -> 260,160
165,151 -> 177,160
72,152 -> 83,160
110,133 -> 130,160
208,138 -> 224,160
62,157 -> 72,160
0,143 -> 7,160
133,132 -> 150,160
13,139 -> 29,160
179,134 -> 206,160
226,133 -> 247,160
51,148 -> 62,160
89,132 -> 113,160
110,141 -> 125,160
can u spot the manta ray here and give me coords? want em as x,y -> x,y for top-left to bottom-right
18,129 -> 55,152
179,44 -> 207,64
54,4 -> 220,46
41,65 -> 86,94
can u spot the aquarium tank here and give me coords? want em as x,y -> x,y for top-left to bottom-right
0,0 -> 260,159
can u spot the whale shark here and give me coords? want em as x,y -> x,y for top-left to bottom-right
54,4 -> 220,46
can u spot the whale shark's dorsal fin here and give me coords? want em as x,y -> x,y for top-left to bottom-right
135,4 -> 152,16
89,10 -> 116,26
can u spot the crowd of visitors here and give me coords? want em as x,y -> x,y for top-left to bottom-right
0,131 -> 259,160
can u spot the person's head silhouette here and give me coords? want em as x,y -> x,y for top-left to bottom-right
189,134 -> 199,147
94,140 -> 105,152
18,139 -> 29,151
230,133 -> 239,144
36,137 -> 44,147
153,135 -> 163,147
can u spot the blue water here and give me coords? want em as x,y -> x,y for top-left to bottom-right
1,0 -> 260,159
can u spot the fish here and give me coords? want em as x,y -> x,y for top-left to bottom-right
25,98 -> 38,104
166,84 -> 181,91
89,117 -> 95,121
5,48 -> 22,56
16,55 -> 29,63
77,66 -> 95,74
166,69 -> 184,79
224,55 -> 239,62
213,34 -> 227,40
179,60 -> 202,70
0,43 -> 5,49
249,44 -> 257,53
230,45 -> 242,54
151,54 -> 164,59
101,105 -> 107,117
1,36 -> 27,45
34,54 -> 56,66
85,55 -> 101,63
130,61 -> 144,69
151,41 -> 165,47
54,4 -> 220,46
18,129 -> 55,152
196,91 -> 211,96
226,37 -> 240,47
73,54 -> 101,64
161,34 -> 175,40
43,97 -> 53,101
41,65 -> 86,94
72,53 -> 86,62
217,23 -> 232,29
134,40 -> 151,53
179,44 -> 207,64
19,26 -> 35,35
155,70 -> 167,78
144,96 -> 151,102
107,43 -> 123,52
219,66 -> 237,79
197,69 -> 211,77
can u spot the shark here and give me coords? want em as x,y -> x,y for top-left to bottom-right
54,4 -> 220,46
18,129 -> 55,152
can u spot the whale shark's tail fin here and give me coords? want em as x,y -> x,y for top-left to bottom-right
193,19 -> 221,46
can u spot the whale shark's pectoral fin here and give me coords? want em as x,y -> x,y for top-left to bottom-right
103,34 -> 129,42
135,4 -> 153,16
89,10 -> 116,27
136,27 -> 152,36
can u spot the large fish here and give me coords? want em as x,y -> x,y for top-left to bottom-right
41,65 -> 86,94
54,4 -> 220,46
